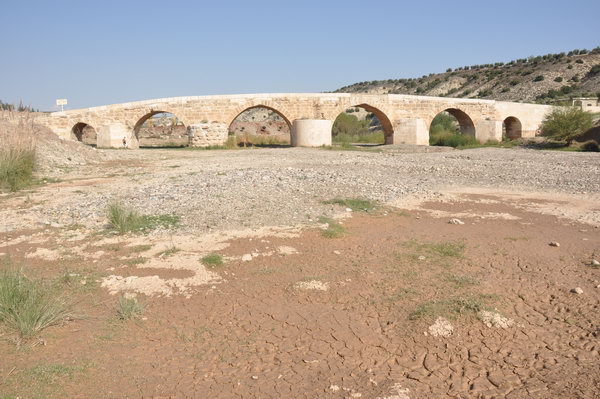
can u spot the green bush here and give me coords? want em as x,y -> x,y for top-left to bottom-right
533,75 -> 545,82
554,76 -> 563,82
541,107 -> 594,144
589,64 -> 600,76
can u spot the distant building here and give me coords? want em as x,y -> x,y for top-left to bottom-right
572,97 -> 600,113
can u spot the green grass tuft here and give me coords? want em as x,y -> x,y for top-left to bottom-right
408,295 -> 490,320
318,216 -> 347,238
201,254 -> 224,268
116,296 -> 144,321
0,268 -> 74,339
158,246 -> 180,257
107,201 -> 180,234
420,241 -> 465,258
323,197 -> 377,212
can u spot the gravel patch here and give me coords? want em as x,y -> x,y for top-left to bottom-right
3,147 -> 600,233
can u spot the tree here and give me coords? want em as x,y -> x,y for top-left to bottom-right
541,107 -> 594,144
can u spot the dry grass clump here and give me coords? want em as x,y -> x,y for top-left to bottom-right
0,267 -> 74,340
0,112 -> 37,191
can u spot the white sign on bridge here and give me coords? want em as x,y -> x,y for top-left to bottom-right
56,98 -> 67,111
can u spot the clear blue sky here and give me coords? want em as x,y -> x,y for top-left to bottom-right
1,0 -> 599,111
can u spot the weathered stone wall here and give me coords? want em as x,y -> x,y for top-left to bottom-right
187,122 -> 228,147
33,93 -> 553,147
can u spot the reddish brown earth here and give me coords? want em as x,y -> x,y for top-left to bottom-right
1,194 -> 599,398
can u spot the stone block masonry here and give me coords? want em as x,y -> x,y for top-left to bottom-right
34,93 -> 552,148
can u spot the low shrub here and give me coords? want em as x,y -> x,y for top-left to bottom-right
541,107 -> 594,144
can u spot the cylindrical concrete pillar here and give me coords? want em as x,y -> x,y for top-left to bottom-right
291,119 -> 333,147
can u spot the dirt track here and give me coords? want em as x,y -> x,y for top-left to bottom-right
1,147 -> 599,398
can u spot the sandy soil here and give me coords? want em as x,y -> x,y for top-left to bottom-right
1,147 -> 599,398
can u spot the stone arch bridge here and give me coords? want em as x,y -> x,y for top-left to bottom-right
35,93 -> 551,148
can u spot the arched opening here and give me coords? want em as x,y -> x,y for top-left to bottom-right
134,111 -> 187,148
331,104 -> 393,146
503,116 -> 522,140
429,108 -> 477,147
228,106 -> 291,147
71,122 -> 97,146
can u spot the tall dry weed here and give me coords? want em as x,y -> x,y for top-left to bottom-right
0,111 -> 37,191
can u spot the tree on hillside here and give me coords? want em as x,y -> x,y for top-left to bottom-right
541,107 -> 594,144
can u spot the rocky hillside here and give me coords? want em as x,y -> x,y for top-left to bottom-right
334,48 -> 600,104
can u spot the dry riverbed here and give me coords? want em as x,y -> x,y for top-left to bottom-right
1,146 -> 599,398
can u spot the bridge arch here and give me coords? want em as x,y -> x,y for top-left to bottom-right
133,111 -> 187,147
331,104 -> 394,145
431,108 -> 476,136
227,105 -> 292,146
71,122 -> 97,146
228,105 -> 292,130
503,116 -> 522,139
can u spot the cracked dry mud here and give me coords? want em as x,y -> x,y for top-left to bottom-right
1,147 -> 599,398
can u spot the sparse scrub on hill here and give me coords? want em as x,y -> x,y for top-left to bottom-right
333,48 -> 600,103
541,107 -> 594,145
0,113 -> 37,191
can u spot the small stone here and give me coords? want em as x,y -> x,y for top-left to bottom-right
333,250 -> 341,255
549,241 -> 560,247
592,259 -> 600,266
449,218 -> 465,225
241,254 -> 252,262
345,208 -> 352,212
329,385 -> 340,392
251,375 -> 258,380
571,287 -> 583,294
428,317 -> 454,337
418,255 -> 426,261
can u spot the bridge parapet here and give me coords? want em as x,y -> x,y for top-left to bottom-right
33,93 -> 552,147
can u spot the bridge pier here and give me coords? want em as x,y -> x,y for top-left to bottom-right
393,118 -> 429,145
291,119 -> 332,147
97,123 -> 139,149
475,120 -> 503,143
187,122 -> 228,147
